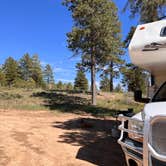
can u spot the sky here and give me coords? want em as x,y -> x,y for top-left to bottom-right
0,0 -> 139,87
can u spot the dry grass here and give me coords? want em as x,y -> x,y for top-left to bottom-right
0,88 -> 47,111
0,88 -> 144,116
97,92 -> 144,113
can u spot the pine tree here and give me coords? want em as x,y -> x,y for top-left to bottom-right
19,53 -> 33,81
74,70 -> 88,91
3,57 -> 19,87
31,54 -> 43,87
123,26 -> 136,48
43,64 -> 54,84
66,82 -> 73,91
56,81 -> 63,90
100,59 -> 124,92
121,64 -> 148,93
0,67 -> 6,86
124,0 -> 166,23
100,74 -> 110,92
63,0 -> 123,105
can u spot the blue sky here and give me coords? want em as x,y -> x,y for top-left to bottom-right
0,0 -> 138,87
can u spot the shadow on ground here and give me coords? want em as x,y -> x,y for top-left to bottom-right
32,91 -> 126,117
52,117 -> 126,166
33,91 -> 127,165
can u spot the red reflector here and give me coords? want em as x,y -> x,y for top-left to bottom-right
140,27 -> 145,30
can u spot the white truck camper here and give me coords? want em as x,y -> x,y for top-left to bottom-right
118,19 -> 166,166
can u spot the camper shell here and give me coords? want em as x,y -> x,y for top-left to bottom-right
129,19 -> 166,86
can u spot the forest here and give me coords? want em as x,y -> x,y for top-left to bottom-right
0,0 -> 165,106
0,0 -> 164,114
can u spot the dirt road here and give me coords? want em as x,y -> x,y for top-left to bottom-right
0,110 -> 125,166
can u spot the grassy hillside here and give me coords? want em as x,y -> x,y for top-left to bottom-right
0,88 -> 144,116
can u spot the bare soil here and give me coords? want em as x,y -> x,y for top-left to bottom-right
0,110 -> 126,166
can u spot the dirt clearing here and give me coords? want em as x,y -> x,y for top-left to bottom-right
0,110 -> 125,166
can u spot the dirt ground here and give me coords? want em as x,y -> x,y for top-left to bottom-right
0,110 -> 126,166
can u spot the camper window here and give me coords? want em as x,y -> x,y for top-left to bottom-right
160,27 -> 166,37
152,82 -> 166,102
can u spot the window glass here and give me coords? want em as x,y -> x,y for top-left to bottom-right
161,27 -> 166,37
152,82 -> 166,102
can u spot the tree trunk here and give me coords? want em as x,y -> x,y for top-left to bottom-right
109,61 -> 113,92
91,54 -> 96,105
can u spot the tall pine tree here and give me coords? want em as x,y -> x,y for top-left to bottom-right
3,57 -> 19,87
66,82 -> 73,91
56,81 -> 63,90
74,70 -> 88,91
121,64 -> 148,93
31,54 -> 43,87
100,74 -> 110,92
43,64 -> 54,88
19,53 -> 33,81
0,67 -> 6,86
63,0 -> 123,105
